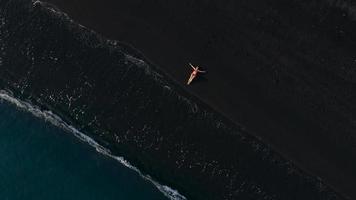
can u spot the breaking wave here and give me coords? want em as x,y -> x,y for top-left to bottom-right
0,90 -> 187,200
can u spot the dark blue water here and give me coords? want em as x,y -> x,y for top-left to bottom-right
0,100 -> 168,200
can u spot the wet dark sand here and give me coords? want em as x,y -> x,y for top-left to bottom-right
42,0 -> 356,199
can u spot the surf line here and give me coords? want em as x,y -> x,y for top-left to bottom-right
0,90 -> 187,200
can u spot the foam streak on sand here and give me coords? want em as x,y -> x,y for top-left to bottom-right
0,90 -> 187,200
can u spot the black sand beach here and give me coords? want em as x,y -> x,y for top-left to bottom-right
1,0 -> 356,199
40,0 -> 356,198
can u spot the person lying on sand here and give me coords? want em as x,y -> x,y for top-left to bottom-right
187,63 -> 206,85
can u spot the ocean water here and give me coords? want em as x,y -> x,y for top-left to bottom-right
0,99 -> 168,200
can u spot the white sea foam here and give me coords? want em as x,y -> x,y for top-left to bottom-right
0,90 -> 187,200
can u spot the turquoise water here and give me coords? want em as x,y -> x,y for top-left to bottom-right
0,101 -> 168,200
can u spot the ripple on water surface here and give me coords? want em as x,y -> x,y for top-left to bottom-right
0,99 -> 170,200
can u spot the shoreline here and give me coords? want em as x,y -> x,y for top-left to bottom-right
0,90 -> 186,200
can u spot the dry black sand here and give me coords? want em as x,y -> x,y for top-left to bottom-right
6,0 -> 356,199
